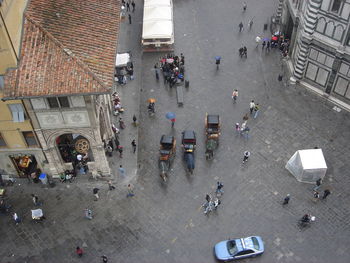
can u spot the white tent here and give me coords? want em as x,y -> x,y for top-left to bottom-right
142,0 -> 173,42
285,149 -> 327,183
115,53 -> 130,67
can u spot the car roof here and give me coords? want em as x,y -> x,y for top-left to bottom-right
160,135 -> 174,145
242,236 -> 258,250
207,115 -> 219,124
182,130 -> 196,140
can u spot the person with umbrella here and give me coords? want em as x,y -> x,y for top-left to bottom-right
147,98 -> 156,115
166,112 -> 176,128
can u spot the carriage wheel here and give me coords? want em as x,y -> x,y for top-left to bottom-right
75,138 -> 90,153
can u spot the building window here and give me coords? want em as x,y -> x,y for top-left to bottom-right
334,76 -> 350,99
308,48 -> 334,68
22,131 -> 39,147
331,0 -> 342,13
0,133 -> 7,148
305,62 -> 330,86
47,97 -> 70,108
8,104 -> 26,122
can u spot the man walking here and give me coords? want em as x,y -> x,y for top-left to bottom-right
127,184 -> 135,197
242,2 -> 247,11
171,118 -> 176,128
118,145 -> 123,158
126,1 -> 130,11
31,194 -> 41,206
232,89 -> 238,103
253,103 -> 260,119
243,46 -> 247,58
131,139 -> 137,153
118,165 -> 126,177
283,194 -> 290,205
249,100 -> 255,114
93,188 -> 99,201
314,178 -> 322,191
108,180 -> 115,190
128,14 -> 132,24
131,1 -> 135,12
76,247 -> 83,257
238,22 -> 244,32
322,189 -> 331,199
216,181 -> 224,195
243,151 -> 250,163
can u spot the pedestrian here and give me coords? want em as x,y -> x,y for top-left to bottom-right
253,103 -> 260,119
243,151 -> 250,163
313,190 -> 320,201
216,181 -> 224,195
106,144 -> 113,157
243,46 -> 247,58
171,118 -> 176,128
238,22 -> 244,32
262,41 -> 266,49
84,208 -> 93,219
118,145 -> 123,158
322,189 -> 331,199
128,14 -> 132,24
126,2 -> 130,11
235,123 -> 240,135
76,246 -> 83,257
114,137 -> 120,150
232,89 -> 238,103
131,0 -> 135,12
249,100 -> 255,114
248,19 -> 253,29
215,56 -> 221,69
242,2 -> 247,11
241,121 -> 247,131
127,183 -> 135,197
31,194 -> 41,206
243,113 -> 249,121
119,165 -> 126,177
131,139 -> 137,153
132,114 -> 137,126
282,194 -> 290,205
108,180 -> 115,190
255,36 -> 261,48
180,53 -> 185,65
154,64 -> 159,80
239,47 -> 244,58
314,178 -> 322,191
241,126 -> 250,139
266,41 -> 270,51
13,212 -> 21,225
93,188 -> 99,201
205,194 -> 211,203
102,255 -> 108,263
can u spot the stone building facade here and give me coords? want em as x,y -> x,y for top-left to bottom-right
3,0 -> 121,178
282,0 -> 350,106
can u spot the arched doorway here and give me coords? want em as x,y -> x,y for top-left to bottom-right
56,134 -> 94,174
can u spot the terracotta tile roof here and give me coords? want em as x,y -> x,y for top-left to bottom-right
4,0 -> 120,98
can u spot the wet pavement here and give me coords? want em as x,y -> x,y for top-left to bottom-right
1,0 -> 350,262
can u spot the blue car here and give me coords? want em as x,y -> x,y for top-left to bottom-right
214,236 -> 264,261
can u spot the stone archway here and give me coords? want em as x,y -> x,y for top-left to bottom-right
43,128 -> 110,177
56,133 -> 93,163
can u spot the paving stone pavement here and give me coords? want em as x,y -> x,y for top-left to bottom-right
1,0 -> 350,262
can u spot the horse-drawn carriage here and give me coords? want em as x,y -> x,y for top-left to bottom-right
205,114 -> 221,160
182,130 -> 196,174
158,135 -> 176,182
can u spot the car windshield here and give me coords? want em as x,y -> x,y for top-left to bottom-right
251,237 -> 260,250
227,240 -> 238,255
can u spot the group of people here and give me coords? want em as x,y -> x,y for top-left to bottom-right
112,92 -> 125,116
203,182 -> 224,215
158,53 -> 185,88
